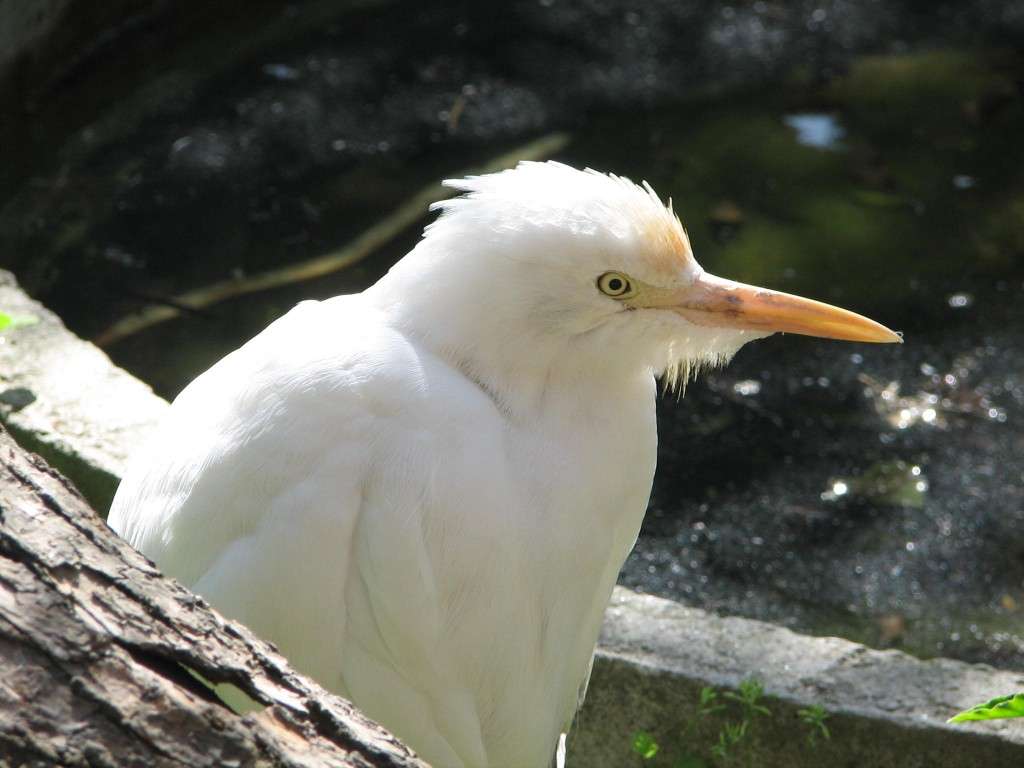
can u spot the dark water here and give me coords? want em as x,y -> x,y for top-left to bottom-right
3,1 -> 1024,668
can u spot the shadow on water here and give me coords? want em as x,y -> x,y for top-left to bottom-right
3,2 -> 1024,668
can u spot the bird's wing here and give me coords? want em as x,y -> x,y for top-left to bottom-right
110,297 -> 371,591
108,295 -> 499,766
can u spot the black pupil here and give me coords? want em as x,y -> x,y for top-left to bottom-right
608,278 -> 624,293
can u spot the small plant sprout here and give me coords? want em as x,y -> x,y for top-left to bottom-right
697,686 -> 726,718
709,721 -> 747,762
724,679 -> 771,719
627,678 -> 834,766
632,731 -> 660,761
949,693 -> 1024,723
797,704 -> 831,746
678,686 -> 726,744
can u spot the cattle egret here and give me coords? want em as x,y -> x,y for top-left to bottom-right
108,162 -> 899,767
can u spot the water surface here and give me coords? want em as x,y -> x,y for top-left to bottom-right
3,3 -> 1024,668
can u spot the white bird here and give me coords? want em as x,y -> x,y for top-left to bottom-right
108,162 -> 899,768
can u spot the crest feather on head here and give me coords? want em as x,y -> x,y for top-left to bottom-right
431,162 -> 693,276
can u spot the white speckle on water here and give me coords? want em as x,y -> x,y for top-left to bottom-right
783,113 -> 845,150
947,292 -> 973,309
262,63 -> 301,81
733,379 -> 761,396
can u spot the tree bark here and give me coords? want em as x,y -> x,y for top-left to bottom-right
0,425 -> 427,768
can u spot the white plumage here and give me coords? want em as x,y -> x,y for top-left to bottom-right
108,162 -> 897,767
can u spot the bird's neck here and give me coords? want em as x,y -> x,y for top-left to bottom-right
393,309 -> 612,418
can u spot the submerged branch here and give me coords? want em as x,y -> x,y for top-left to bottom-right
94,132 -> 570,347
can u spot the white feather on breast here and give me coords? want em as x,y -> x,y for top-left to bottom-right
108,293 -> 657,768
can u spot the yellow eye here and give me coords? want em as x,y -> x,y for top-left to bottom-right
597,272 -> 634,298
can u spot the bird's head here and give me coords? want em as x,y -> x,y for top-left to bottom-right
376,162 -> 899,401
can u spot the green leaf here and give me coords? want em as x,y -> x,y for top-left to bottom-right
725,679 -> 771,718
798,704 -> 831,745
949,693 -> 1024,723
0,311 -> 39,332
738,679 -> 764,703
674,755 -> 708,768
697,686 -> 726,717
710,720 -> 748,759
632,731 -> 660,760
724,721 -> 748,742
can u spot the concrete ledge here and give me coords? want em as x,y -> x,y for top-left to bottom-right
0,269 -> 167,512
3,269 -> 1023,764
573,588 -> 1024,766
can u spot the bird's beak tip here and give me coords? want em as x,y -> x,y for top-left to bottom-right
854,324 -> 903,345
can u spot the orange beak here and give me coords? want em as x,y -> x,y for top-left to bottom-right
664,272 -> 901,343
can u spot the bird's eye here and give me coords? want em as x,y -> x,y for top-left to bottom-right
597,272 -> 634,298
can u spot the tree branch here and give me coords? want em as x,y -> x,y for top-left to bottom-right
0,425 -> 427,768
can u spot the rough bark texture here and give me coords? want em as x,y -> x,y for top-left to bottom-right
0,425 -> 427,768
